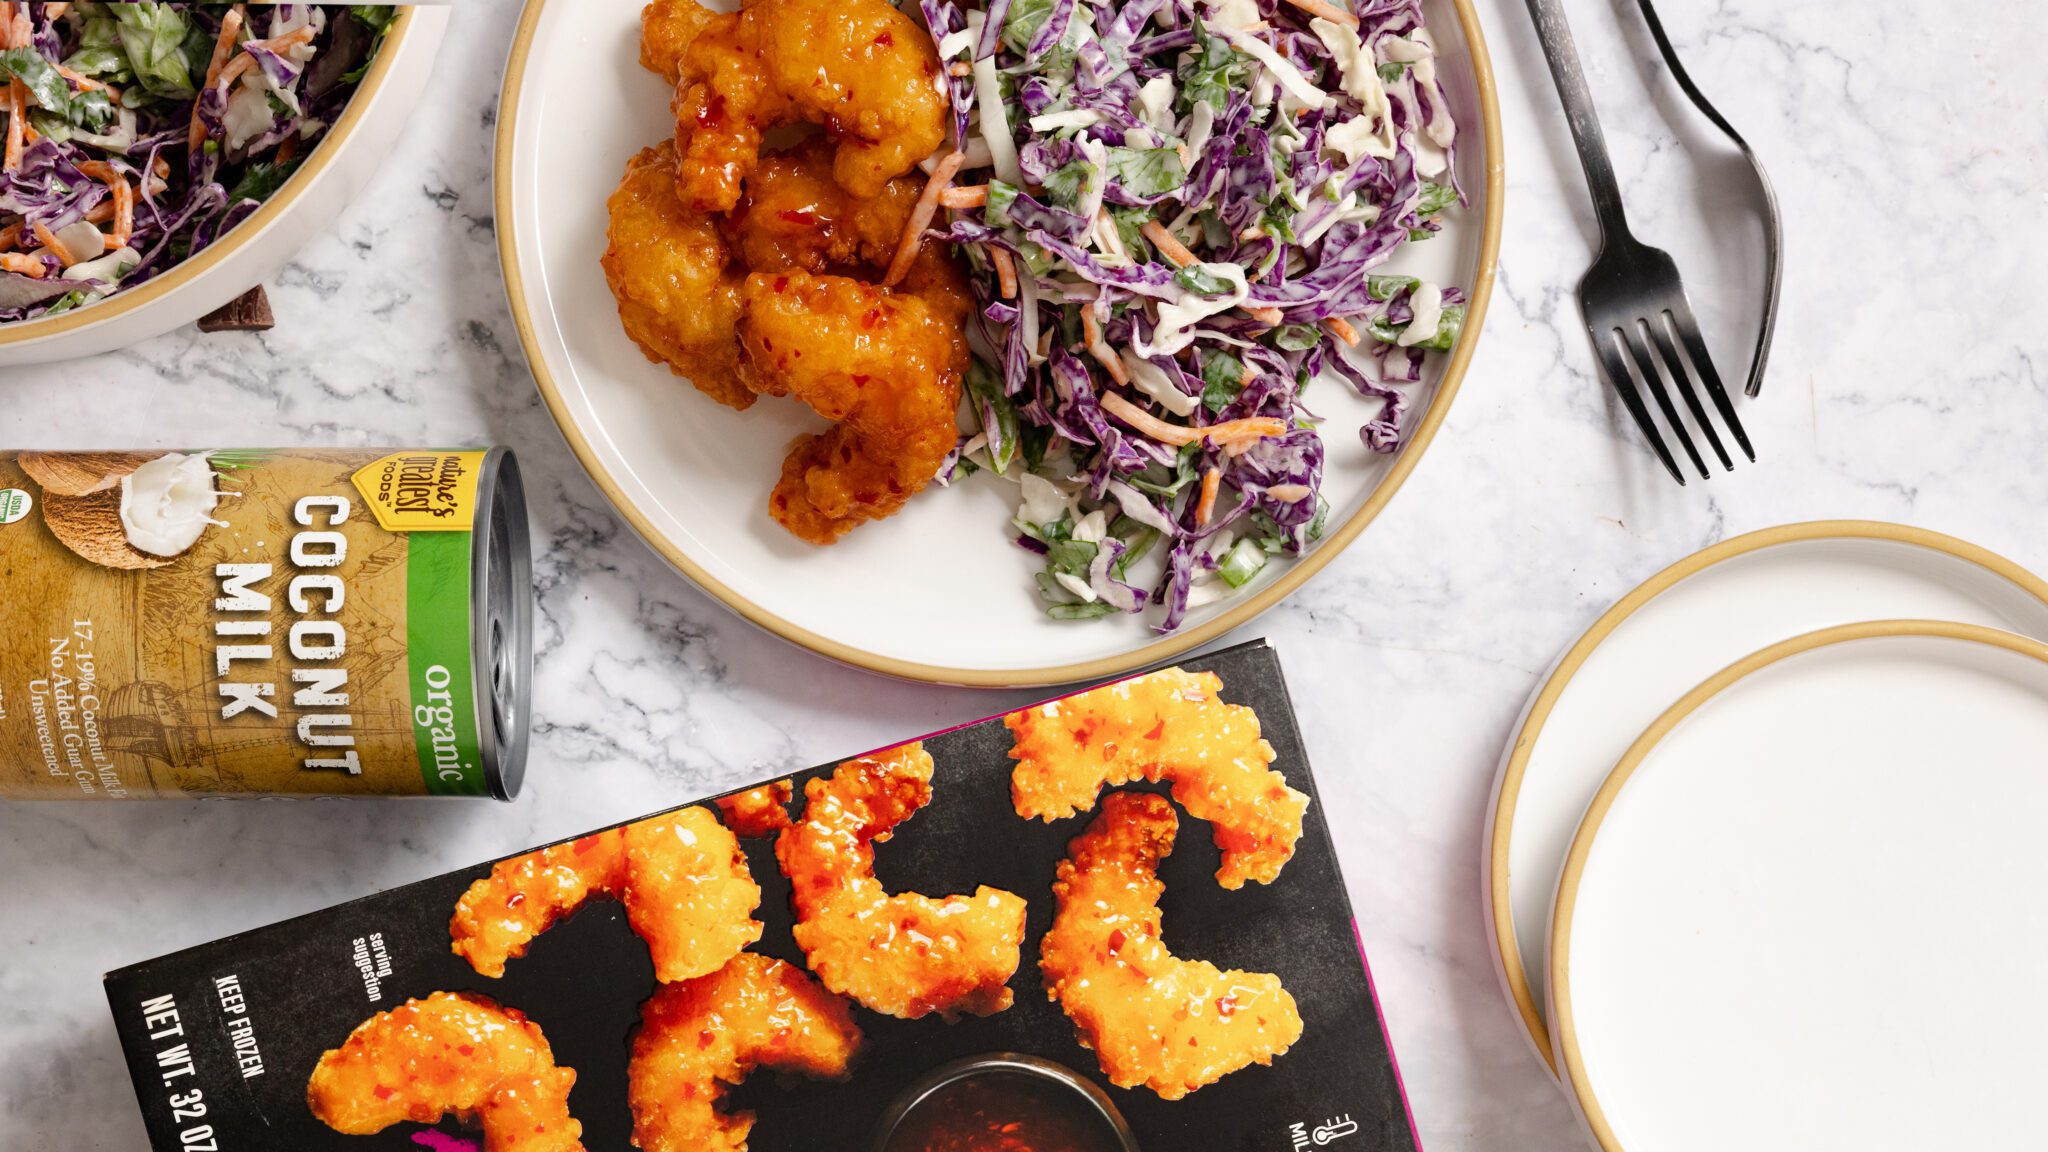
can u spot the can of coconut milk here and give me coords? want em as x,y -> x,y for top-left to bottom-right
0,448 -> 531,800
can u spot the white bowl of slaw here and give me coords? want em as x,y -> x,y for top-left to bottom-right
0,4 -> 447,367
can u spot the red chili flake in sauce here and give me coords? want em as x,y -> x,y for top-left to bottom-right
774,275 -> 790,292
779,209 -> 816,225
852,373 -> 870,386
699,1030 -> 716,1050
373,1085 -> 396,1100
506,892 -> 526,908
1144,720 -> 1166,741
1217,994 -> 1239,1018
1106,929 -> 1128,954
874,30 -> 895,45
458,1045 -> 476,1057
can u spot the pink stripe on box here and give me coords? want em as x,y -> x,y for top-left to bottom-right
1354,917 -> 1423,1152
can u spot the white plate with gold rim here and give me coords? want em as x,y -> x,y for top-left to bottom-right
1550,622 -> 2048,1152
493,0 -> 1503,688
1485,522 -> 2048,1073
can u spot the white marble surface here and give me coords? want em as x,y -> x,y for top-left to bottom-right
4,0 -> 2046,1147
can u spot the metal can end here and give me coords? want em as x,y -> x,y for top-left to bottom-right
472,447 -> 533,801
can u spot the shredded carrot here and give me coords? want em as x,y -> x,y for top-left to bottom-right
948,61 -> 972,76
1,252 -> 47,278
56,64 -> 106,91
1265,483 -> 1313,502
1243,305 -> 1283,325
1140,220 -> 1198,268
4,80 -> 23,172
883,150 -> 965,287
1080,309 -> 1128,385
78,161 -> 133,246
0,222 -> 18,251
1100,391 -> 1286,448
1324,315 -> 1361,346
275,132 -> 299,165
30,221 -> 60,254
217,52 -> 256,89
938,184 -> 986,208
990,246 -> 1018,299
1195,469 -> 1221,526
192,5 -> 246,152
84,200 -> 113,223
1281,0 -> 1360,27
44,2 -> 67,18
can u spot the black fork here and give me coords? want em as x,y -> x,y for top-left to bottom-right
1524,0 -> 1757,484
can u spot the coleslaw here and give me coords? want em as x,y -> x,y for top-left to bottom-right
913,0 -> 1465,630
0,3 -> 394,323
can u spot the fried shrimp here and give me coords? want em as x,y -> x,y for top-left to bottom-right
738,270 -> 968,543
1006,667 -> 1311,889
723,140 -> 919,275
1041,791 -> 1304,1099
775,742 -> 1027,1018
664,0 -> 947,212
307,992 -> 584,1152
629,953 -> 862,1152
715,779 -> 794,837
450,807 -> 762,984
602,142 -> 753,410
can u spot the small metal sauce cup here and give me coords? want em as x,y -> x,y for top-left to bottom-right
871,1052 -> 1141,1152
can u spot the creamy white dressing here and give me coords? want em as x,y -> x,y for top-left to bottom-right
1121,350 -> 1201,415
1138,262 -> 1250,357
1396,282 -> 1444,346
968,14 -> 1022,186
1137,76 -> 1177,133
1029,109 -> 1104,132
1203,0 -> 1263,34
1222,27 -> 1331,110
119,453 -> 224,557
1018,473 -> 1069,525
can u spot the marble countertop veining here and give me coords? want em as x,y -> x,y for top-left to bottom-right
4,0 -> 2046,1147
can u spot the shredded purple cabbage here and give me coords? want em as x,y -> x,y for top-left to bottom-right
928,0 -> 1469,628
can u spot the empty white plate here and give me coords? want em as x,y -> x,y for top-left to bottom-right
1485,522 -> 2048,1071
1550,622 -> 2048,1152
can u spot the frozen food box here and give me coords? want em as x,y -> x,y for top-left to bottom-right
105,639 -> 1417,1152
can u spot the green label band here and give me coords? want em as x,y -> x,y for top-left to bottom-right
405,532 -> 487,796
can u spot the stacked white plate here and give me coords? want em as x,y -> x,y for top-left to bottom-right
1484,521 -> 2048,1151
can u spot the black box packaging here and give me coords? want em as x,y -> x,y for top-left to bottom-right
105,640 -> 1419,1151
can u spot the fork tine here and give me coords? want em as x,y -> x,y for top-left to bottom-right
1642,316 -> 1731,470
1665,304 -> 1755,461
1590,325 -> 1685,485
1617,322 -> 1708,479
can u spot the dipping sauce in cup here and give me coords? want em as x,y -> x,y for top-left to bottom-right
875,1054 -> 1136,1152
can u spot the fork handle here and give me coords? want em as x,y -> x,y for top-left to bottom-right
1524,0 -> 1632,241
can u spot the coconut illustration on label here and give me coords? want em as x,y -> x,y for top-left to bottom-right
118,453 -> 229,558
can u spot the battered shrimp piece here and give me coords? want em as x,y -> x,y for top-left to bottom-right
1041,792 -> 1304,1100
714,778 -> 793,837
739,271 -> 967,543
640,0 -> 723,82
724,140 -> 918,274
629,953 -> 862,1152
1006,667 -> 1310,889
602,143 -> 753,410
775,742 -> 1027,1018
307,992 -> 584,1152
667,0 -> 946,211
450,807 -> 763,983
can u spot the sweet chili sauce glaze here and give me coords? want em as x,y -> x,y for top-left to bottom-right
883,1071 -> 1126,1152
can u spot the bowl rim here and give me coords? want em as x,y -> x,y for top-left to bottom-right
0,6 -> 421,347
494,0 -> 1506,688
